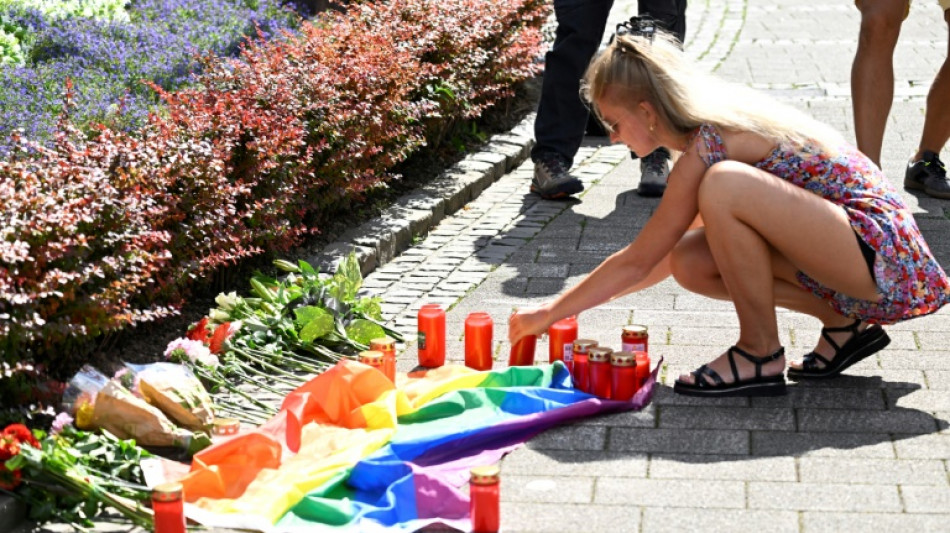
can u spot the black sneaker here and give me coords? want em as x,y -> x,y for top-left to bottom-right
637,148 -> 670,197
904,150 -> 950,200
531,154 -> 584,199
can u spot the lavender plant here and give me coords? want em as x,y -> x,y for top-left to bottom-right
0,0 -> 302,154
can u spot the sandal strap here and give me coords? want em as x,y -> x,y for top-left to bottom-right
819,319 -> 862,352
728,345 -> 785,381
800,350 -> 831,372
690,364 -> 724,388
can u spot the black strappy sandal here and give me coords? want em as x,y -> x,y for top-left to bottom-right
787,319 -> 890,380
673,345 -> 787,397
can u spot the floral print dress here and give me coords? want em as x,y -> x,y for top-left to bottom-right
691,123 -> 950,325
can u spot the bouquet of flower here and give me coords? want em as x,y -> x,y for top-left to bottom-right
1,421 -> 154,529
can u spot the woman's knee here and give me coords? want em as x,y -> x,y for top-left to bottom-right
696,160 -> 754,212
858,1 -> 905,44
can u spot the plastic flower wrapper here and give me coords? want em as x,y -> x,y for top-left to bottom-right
60,365 -> 109,430
125,362 -> 215,433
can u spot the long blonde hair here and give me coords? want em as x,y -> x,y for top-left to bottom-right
582,32 -> 843,151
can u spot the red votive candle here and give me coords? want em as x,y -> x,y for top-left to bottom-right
370,337 -> 397,383
610,351 -> 637,401
635,351 -> 651,389
588,346 -> 613,398
465,312 -> 494,371
470,464 -> 501,533
358,350 -> 385,374
508,334 -> 537,366
571,339 -> 597,392
621,324 -> 649,354
152,482 -> 186,533
417,303 -> 446,367
548,316 -> 578,367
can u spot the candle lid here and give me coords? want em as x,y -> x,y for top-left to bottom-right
213,417 -> 240,435
622,325 -> 648,336
572,339 -> 598,353
588,346 -> 613,362
152,482 -> 183,502
369,337 -> 396,350
359,350 -> 384,365
470,464 -> 501,485
610,351 -> 637,367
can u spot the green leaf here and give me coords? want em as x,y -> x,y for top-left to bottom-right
330,252 -> 362,303
344,319 -> 386,346
294,306 -> 334,342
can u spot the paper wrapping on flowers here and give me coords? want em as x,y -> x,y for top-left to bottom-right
127,362 -> 215,432
92,380 -> 203,451
61,365 -> 110,429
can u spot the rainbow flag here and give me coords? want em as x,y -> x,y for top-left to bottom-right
180,359 -> 658,532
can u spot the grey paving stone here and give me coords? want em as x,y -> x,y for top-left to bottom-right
886,389 -> 950,411
649,454 -> 797,481
498,503 -> 639,533
642,508 -> 799,533
751,431 -> 897,458
503,475 -> 594,504
594,478 -> 745,508
658,406 -> 796,431
799,457 -> 948,485
747,482 -> 902,512
502,448 -> 649,477
797,408 -> 941,434
751,386 -> 887,409
608,428 -> 750,455
893,433 -> 950,459
525,423 -> 607,451
900,484 -> 950,513
802,511 -> 950,533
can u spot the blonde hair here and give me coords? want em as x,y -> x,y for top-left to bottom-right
582,32 -> 843,152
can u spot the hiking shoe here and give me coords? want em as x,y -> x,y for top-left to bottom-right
637,148 -> 670,197
904,150 -> 950,200
531,154 -> 584,199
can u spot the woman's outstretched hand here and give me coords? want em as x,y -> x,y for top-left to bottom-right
508,306 -> 552,344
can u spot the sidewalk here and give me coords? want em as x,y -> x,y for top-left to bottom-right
368,0 -> 950,531
8,0 -> 950,531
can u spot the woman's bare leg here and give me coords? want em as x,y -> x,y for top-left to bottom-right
670,161 -> 879,385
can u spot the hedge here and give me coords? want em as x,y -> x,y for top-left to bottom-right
0,0 -> 547,364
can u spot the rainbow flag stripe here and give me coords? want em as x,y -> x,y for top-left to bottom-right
181,359 -> 657,532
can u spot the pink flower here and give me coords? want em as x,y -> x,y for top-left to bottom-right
51,412 -> 74,435
164,338 -> 219,368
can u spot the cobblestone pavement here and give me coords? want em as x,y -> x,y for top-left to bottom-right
7,0 -> 950,531
350,0 -> 950,531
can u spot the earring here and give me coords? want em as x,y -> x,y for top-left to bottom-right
649,123 -> 655,133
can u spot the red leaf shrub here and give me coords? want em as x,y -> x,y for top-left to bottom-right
0,0 -> 546,363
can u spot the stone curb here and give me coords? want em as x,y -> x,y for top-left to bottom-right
305,116 -> 535,277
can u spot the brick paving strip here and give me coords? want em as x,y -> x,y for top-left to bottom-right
6,0 -> 950,531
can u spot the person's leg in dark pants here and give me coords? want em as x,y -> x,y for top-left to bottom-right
531,0 -> 614,199
634,0 -> 688,197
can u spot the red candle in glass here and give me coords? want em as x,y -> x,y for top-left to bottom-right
152,482 -> 186,533
370,337 -> 397,383
588,347 -> 613,398
635,351 -> 651,388
610,351 -> 637,401
621,324 -> 649,354
571,339 -> 597,392
417,304 -> 446,367
470,464 -> 500,533
508,335 -> 537,366
465,312 -> 494,371
548,316 -> 578,367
